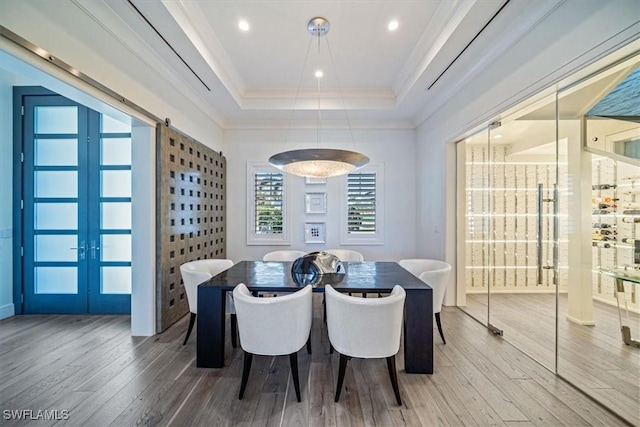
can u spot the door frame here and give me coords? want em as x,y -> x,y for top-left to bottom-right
13,86 -> 133,314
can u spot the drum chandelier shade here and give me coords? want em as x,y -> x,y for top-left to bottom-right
269,148 -> 369,178
268,17 -> 369,178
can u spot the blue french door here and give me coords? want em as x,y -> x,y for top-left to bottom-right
20,91 -> 132,314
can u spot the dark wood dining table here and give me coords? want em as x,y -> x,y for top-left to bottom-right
197,260 -> 433,374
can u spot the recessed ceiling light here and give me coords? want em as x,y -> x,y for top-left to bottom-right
315,69 -> 323,78
238,20 -> 250,32
388,20 -> 399,31
492,134 -> 503,139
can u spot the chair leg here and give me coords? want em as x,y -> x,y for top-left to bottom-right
289,352 -> 302,402
386,355 -> 402,405
335,353 -> 349,402
183,312 -> 196,345
230,313 -> 238,348
435,312 -> 446,344
323,295 -> 327,323
239,351 -> 253,399
329,343 -> 334,354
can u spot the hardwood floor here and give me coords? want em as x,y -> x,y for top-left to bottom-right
464,293 -> 640,426
0,295 -> 631,426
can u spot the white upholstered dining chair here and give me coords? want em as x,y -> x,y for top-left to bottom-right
262,250 -> 306,262
325,284 -> 406,405
180,259 -> 235,346
233,283 -> 313,402
324,249 -> 364,262
398,259 -> 452,344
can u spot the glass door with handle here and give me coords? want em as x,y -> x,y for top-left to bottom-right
459,103 -> 562,371
19,89 -> 131,314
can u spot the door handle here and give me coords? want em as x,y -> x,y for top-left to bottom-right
70,240 -> 86,260
537,183 -> 557,285
537,184 -> 543,285
90,240 -> 100,260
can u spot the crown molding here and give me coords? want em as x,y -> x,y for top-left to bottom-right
224,119 -> 415,131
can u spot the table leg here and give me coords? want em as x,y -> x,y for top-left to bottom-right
197,285 -> 226,368
404,288 -> 433,374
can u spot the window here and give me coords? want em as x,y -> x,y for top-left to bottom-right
340,163 -> 384,245
247,163 -> 289,245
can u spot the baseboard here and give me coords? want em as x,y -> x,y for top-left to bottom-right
566,315 -> 596,326
466,289 -> 568,294
0,303 -> 15,320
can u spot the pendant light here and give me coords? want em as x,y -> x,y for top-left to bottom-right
268,17 -> 369,178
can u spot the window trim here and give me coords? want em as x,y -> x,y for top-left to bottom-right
246,162 -> 290,245
340,162 -> 385,245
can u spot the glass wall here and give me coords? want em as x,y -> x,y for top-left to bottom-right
557,56 -> 639,424
457,51 -> 640,424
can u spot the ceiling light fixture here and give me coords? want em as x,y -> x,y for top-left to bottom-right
388,20 -> 399,31
238,20 -> 250,31
268,17 -> 369,178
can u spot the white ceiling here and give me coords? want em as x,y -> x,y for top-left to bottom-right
2,0 -> 562,129
97,0 -> 558,128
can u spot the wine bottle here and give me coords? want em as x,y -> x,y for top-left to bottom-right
595,229 -> 616,236
621,238 -> 636,243
592,197 -> 619,204
592,184 -> 617,190
592,209 -> 612,215
622,217 -> 640,223
592,242 -> 611,248
592,223 -> 613,229
592,234 -> 613,241
622,209 -> 640,215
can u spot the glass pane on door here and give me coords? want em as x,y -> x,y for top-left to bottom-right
35,138 -> 78,165
101,138 -> 131,165
101,267 -> 132,294
101,202 -> 132,229
101,171 -> 131,197
35,203 -> 78,229
34,106 -> 77,134
101,234 -> 131,261
35,235 -> 78,262
35,171 -> 78,198
35,267 -> 78,294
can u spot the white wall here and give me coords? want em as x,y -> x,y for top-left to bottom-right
0,0 -> 224,152
224,128 -> 417,262
416,1 -> 640,306
0,67 -> 15,319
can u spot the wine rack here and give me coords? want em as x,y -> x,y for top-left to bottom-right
465,144 -> 568,293
592,156 -> 640,313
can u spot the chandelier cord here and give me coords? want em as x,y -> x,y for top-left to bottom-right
267,17 -> 369,178
316,31 -> 323,149
324,32 -> 357,152
284,35 -> 314,150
